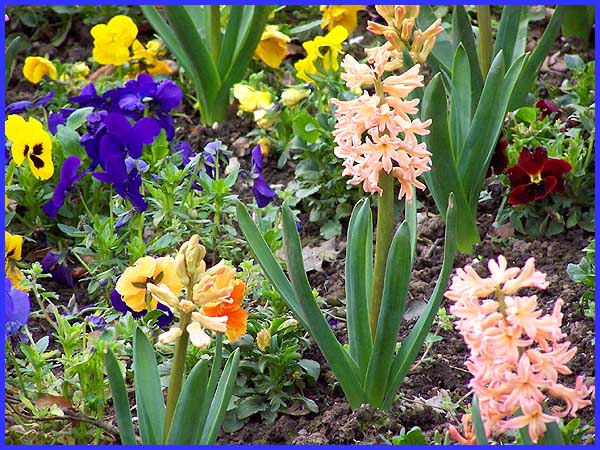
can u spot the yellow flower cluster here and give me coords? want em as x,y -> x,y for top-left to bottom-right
232,84 -> 276,130
294,25 -> 348,82
91,15 -> 172,75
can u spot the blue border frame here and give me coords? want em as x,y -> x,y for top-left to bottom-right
1,2 -> 597,448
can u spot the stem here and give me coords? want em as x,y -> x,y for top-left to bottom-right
369,171 -> 395,340
162,310 -> 191,443
6,342 -> 27,394
477,6 -> 493,77
208,6 -> 222,63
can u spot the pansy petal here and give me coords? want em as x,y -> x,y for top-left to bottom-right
541,158 -> 572,178
104,113 -> 132,142
128,117 -> 161,158
517,146 -> 547,176
505,164 -> 530,187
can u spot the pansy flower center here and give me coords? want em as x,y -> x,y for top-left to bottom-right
24,143 -> 46,169
530,172 -> 542,184
131,270 -> 164,290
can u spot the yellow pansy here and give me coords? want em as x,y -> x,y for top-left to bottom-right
254,25 -> 291,68
73,62 -> 90,78
294,25 -> 348,82
253,108 -> 276,130
91,15 -> 138,66
23,56 -> 57,84
5,115 -> 54,180
232,84 -> 273,112
5,231 -> 27,291
320,5 -> 363,34
115,256 -> 183,312
131,39 -> 172,75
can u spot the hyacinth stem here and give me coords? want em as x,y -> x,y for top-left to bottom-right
162,310 -> 192,443
477,6 -> 493,77
369,171 -> 395,339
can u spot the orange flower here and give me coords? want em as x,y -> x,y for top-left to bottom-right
201,278 -> 248,342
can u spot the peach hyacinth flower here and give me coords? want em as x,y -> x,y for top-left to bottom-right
445,256 -> 594,443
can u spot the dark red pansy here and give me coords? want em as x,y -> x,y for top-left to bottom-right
535,99 -> 560,121
486,132 -> 509,177
505,146 -> 571,205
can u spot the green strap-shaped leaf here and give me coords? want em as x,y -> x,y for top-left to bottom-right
541,404 -> 565,444
197,332 -> 223,432
462,52 -> 527,211
513,7 -> 531,65
421,74 -> 477,254
450,6 -> 483,109
492,6 -> 525,67
236,202 -> 308,328
133,326 -> 166,444
281,205 -> 365,408
199,349 -> 241,444
472,394 -> 489,444
382,193 -> 457,408
404,198 -> 417,264
217,6 -> 245,77
364,221 -> 412,407
104,347 -> 137,445
508,6 -> 565,110
214,6 -> 273,114
163,7 -> 221,105
345,198 -> 373,375
449,44 -> 472,157
166,360 -> 208,444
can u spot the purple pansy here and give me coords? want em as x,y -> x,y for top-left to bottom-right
110,289 -> 173,327
48,108 -> 76,134
40,251 -> 74,288
6,90 -> 55,114
5,277 -> 30,338
43,156 -> 89,218
250,144 -> 276,208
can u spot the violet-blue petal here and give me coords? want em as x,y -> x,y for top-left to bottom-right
41,252 -> 60,273
128,117 -> 161,158
5,277 -> 30,337
110,289 -> 145,319
156,303 -> 174,328
104,112 -> 132,143
251,144 -> 264,170
6,100 -> 34,114
252,174 -> 277,208
42,156 -> 88,219
34,90 -> 55,107
155,80 -> 183,112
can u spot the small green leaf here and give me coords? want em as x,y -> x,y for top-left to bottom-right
104,348 -> 137,445
66,107 -> 94,130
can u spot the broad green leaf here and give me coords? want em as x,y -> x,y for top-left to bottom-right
5,35 -> 31,86
281,205 -> 365,408
217,6 -> 245,77
133,326 -> 165,444
197,332 -> 223,431
492,6 -> 525,67
166,360 -> 208,444
345,198 -> 373,375
104,348 -> 137,445
472,395 -> 489,444
236,201 -> 308,327
199,349 -> 240,444
450,6 -> 483,109
66,107 -> 94,130
404,198 -> 417,264
561,6 -> 594,40
541,404 -> 565,444
459,51 -> 526,210
421,74 -> 477,254
449,44 -> 472,155
508,6 -> 565,110
364,221 -> 412,407
382,193 -> 457,408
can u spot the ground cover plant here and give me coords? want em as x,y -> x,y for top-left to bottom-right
4,4 -> 595,445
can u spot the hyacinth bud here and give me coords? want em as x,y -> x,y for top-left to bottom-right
158,327 -> 182,345
375,5 -> 396,24
383,30 -> 403,53
404,5 -> 420,20
176,235 -> 207,287
147,283 -> 180,311
393,5 -> 406,28
256,329 -> 271,352
281,87 -> 310,108
400,17 -> 415,41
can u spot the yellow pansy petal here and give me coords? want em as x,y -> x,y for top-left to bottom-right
108,15 -> 138,47
5,115 -> 26,144
5,231 -> 23,260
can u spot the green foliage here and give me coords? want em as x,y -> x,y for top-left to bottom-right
567,240 -> 595,318
141,5 -> 273,124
